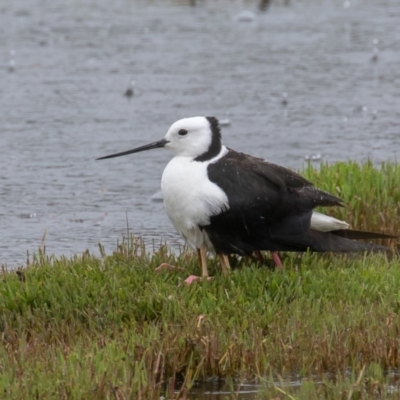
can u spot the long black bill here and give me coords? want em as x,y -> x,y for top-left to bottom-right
96,138 -> 169,160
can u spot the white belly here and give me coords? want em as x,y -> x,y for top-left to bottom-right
161,155 -> 229,252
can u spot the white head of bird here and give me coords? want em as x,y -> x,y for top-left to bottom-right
164,116 -> 220,157
96,116 -> 222,161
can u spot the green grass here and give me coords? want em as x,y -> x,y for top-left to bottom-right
0,162 -> 399,399
304,161 -> 400,241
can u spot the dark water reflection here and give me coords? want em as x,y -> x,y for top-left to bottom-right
1,0 -> 399,267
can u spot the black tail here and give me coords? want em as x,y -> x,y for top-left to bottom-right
308,230 -> 393,252
330,229 -> 397,240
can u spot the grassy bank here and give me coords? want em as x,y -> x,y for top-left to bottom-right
1,162 -> 400,399
304,161 -> 400,238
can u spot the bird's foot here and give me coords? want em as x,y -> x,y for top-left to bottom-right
184,275 -> 213,285
156,265 -> 212,285
155,263 -> 185,273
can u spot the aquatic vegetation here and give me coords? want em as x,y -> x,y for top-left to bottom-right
0,162 -> 399,399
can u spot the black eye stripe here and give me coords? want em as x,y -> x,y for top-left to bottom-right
178,129 -> 188,136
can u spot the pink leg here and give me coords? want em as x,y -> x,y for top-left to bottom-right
271,251 -> 283,269
184,275 -> 213,285
184,246 -> 212,285
155,246 -> 213,285
156,266 -> 210,285
155,263 -> 185,273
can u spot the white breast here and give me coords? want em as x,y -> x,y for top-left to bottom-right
161,148 -> 229,252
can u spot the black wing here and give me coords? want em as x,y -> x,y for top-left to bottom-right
203,149 -> 346,255
211,149 -> 343,211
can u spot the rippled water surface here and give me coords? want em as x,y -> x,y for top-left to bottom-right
186,381 -> 262,399
1,0 -> 399,267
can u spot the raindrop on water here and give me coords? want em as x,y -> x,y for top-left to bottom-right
371,47 -> 379,63
281,92 -> 288,106
151,190 -> 164,202
124,79 -> 135,98
305,154 -> 322,162
235,10 -> 256,22
219,119 -> 231,127
8,59 -> 15,72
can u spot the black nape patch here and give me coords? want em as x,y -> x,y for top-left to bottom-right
194,116 -> 222,162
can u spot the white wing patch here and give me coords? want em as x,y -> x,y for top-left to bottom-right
311,211 -> 350,232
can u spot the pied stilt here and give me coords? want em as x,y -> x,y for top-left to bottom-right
98,116 -> 394,281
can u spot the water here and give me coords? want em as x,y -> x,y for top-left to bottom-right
186,381 -> 262,399
1,0 -> 400,267
184,370 -> 400,399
